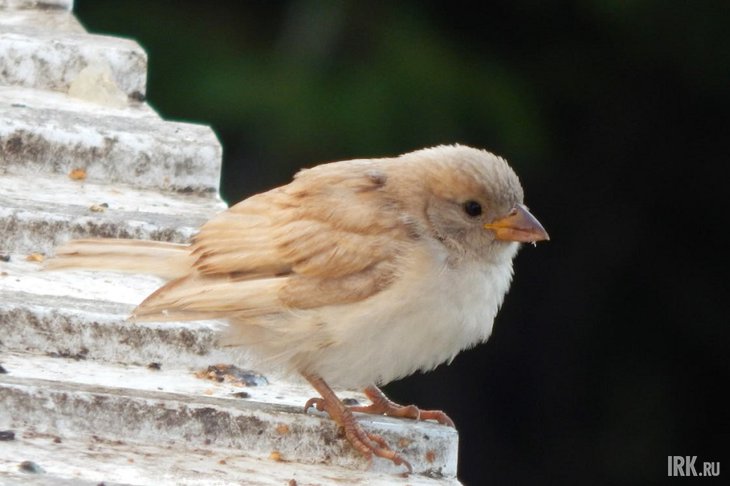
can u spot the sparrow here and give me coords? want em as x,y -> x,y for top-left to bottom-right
48,144 -> 549,473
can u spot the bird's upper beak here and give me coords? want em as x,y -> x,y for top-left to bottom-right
484,204 -> 549,243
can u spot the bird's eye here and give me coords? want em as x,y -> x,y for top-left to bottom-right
463,200 -> 482,217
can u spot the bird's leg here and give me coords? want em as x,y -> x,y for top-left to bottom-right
348,385 -> 455,427
302,373 -> 412,474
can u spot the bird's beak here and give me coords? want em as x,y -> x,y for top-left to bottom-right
484,204 -> 550,243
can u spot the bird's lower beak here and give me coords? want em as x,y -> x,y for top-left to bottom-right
484,204 -> 550,243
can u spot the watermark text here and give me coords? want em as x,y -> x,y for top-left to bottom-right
668,456 -> 720,477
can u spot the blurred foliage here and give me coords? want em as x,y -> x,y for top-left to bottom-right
74,1 -> 729,485
75,0 -> 553,197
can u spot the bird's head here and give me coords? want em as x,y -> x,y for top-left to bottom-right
398,145 -> 549,262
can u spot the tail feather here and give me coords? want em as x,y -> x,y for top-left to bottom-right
45,239 -> 194,279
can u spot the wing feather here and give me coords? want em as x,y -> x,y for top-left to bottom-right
133,275 -> 286,321
132,159 -> 415,321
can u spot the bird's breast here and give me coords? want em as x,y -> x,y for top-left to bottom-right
305,243 -> 515,388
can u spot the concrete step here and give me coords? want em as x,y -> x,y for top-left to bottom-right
0,173 -> 225,255
0,253 -> 227,366
0,12 -> 146,97
0,353 -> 460,481
0,86 -> 222,194
0,0 -> 71,10
0,431 -> 457,486
0,83 -> 158,117
0,8 -> 83,35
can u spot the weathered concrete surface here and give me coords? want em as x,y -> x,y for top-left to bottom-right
0,8 -> 83,34
0,353 -> 460,479
0,290 -> 225,367
0,0 -> 71,10
0,173 -> 225,254
0,427 -> 459,486
0,26 -> 145,96
0,87 -> 222,194
0,252 -> 227,366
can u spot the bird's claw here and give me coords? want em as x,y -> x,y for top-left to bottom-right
303,393 -> 413,474
416,409 -> 455,427
345,425 -> 413,474
304,397 -> 327,413
348,386 -> 456,427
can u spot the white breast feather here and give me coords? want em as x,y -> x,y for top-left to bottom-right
300,241 -> 517,389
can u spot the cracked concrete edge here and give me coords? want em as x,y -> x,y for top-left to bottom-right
0,376 -> 459,478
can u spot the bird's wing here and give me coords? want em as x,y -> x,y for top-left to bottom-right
133,160 -> 415,321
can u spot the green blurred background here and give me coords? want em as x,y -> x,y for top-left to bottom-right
75,1 -> 728,485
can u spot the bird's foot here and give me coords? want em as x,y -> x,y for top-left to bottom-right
303,375 -> 413,474
349,385 -> 455,427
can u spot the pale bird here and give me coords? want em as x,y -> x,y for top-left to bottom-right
48,144 -> 549,472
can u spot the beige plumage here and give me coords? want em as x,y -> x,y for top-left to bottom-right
48,144 -> 548,472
